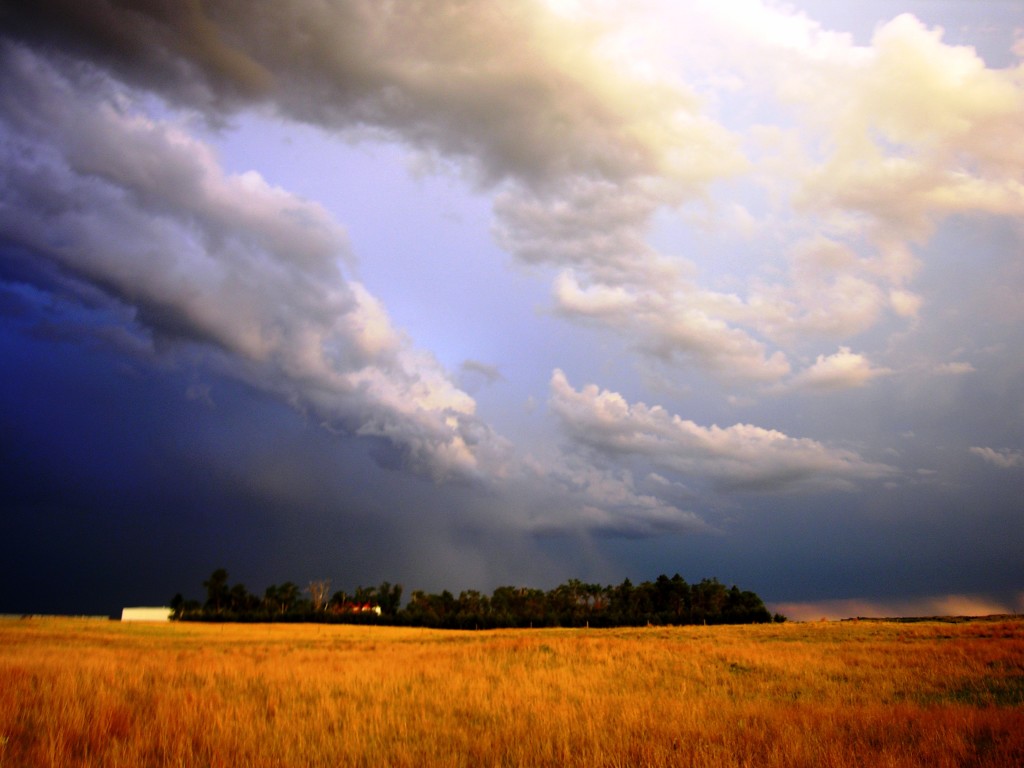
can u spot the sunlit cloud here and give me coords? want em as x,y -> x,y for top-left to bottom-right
969,446 -> 1024,469
787,347 -> 891,392
549,369 -> 894,493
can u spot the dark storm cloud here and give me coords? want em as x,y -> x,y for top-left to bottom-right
0,1 -> 762,390
0,286 -> 545,615
0,40 -> 496,483
0,22 -> 713,555
0,0 -> 274,109
0,0 -> 706,187
2,1 -> 1023,617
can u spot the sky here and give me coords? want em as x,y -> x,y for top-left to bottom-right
1,0 -> 1022,621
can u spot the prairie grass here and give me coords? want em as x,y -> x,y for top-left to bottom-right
1,617 -> 1021,766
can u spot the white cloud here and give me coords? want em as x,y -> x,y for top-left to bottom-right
749,238 -> 891,343
788,347 -> 891,392
890,288 -> 923,319
551,269 -> 792,383
794,13 -> 1024,238
489,5 -> 1024,386
553,271 -> 638,315
550,369 -> 893,493
969,446 -> 1024,469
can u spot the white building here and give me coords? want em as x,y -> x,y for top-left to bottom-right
121,606 -> 172,622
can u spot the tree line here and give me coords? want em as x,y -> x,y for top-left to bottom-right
172,569 -> 784,627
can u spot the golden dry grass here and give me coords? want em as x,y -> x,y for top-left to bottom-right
1,617 -> 1022,767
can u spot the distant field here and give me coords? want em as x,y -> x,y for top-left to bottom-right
1,617 -> 1022,767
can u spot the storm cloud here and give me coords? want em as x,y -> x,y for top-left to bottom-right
1,0 -> 1022,617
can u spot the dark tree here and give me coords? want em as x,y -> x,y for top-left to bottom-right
203,568 -> 230,614
170,593 -> 185,620
308,580 -> 332,612
276,582 -> 301,615
175,569 -> 774,628
328,589 -> 350,611
229,582 -> 257,614
377,581 -> 404,617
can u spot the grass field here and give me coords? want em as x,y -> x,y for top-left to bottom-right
1,617 -> 1022,767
